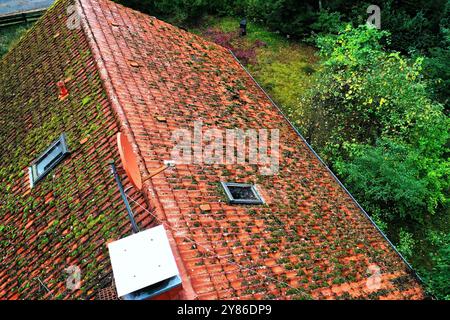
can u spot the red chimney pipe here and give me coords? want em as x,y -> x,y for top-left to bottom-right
57,81 -> 69,100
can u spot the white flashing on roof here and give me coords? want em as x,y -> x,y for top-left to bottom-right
108,225 -> 179,297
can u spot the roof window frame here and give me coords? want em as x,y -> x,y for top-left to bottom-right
29,133 -> 70,187
220,181 -> 264,205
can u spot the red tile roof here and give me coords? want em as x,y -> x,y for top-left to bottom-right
0,0 -> 154,299
0,0 -> 426,299
77,0 -> 426,299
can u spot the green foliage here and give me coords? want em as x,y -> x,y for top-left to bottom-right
420,232 -> 450,299
423,27 -> 450,113
334,139 -> 447,222
397,229 -> 416,259
118,0 -> 450,51
0,23 -> 33,58
300,26 -> 446,151
379,0 -> 445,53
310,10 -> 344,34
316,0 -> 449,53
297,25 -> 449,299
115,0 -> 214,25
370,211 -> 388,233
242,0 -> 320,37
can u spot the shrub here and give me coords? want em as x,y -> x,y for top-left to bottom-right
299,25 -> 449,223
420,232 -> 450,300
397,229 -> 416,259
423,28 -> 450,113
202,28 -> 258,65
310,10 -> 344,34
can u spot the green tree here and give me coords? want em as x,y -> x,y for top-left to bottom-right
115,0 -> 209,25
424,27 -> 450,113
299,24 -> 449,299
299,25 -> 449,223
334,138 -> 448,222
421,232 -> 450,299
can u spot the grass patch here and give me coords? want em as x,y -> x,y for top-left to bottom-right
195,16 -> 289,49
0,23 -> 34,58
193,16 -> 319,117
250,45 -> 318,112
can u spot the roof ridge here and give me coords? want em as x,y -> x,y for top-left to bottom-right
76,0 -> 198,299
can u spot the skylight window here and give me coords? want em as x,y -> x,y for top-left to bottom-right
221,182 -> 264,205
29,133 -> 70,187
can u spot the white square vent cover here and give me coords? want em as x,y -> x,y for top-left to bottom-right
108,225 -> 180,297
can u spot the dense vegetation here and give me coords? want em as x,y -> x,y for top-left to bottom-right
302,26 -> 448,224
303,27 -> 449,300
115,0 -> 449,299
0,23 -> 33,57
118,0 -> 449,112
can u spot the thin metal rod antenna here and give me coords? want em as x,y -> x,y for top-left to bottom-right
36,277 -> 50,293
108,160 -> 140,234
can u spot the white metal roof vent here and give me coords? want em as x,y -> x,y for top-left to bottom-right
108,225 -> 182,300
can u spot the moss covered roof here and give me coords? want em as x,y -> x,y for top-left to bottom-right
0,0 -> 426,300
0,0 -> 153,299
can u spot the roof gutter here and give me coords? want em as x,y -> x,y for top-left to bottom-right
228,49 -> 432,298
